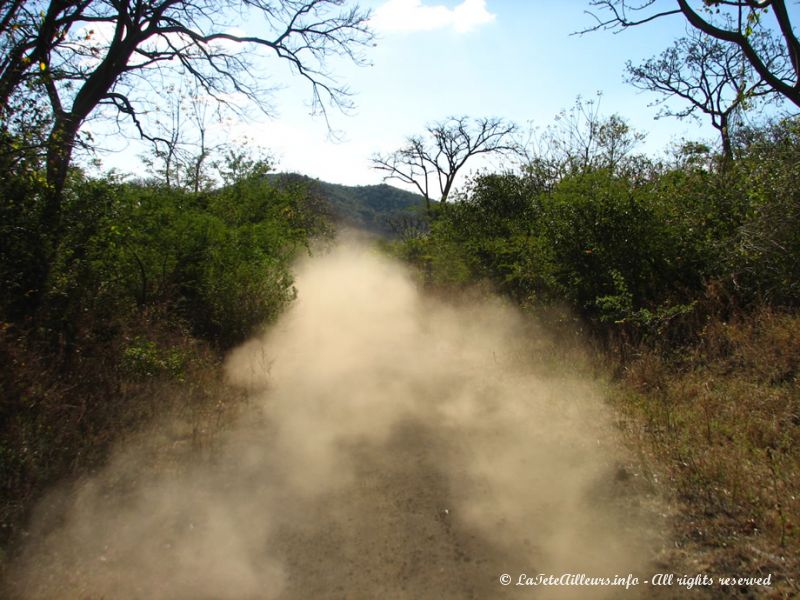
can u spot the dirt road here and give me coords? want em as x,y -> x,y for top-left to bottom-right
7,243 -> 669,599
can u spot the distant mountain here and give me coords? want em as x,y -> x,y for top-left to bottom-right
268,173 -> 429,237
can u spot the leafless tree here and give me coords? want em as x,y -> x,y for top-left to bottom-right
371,116 -> 519,213
184,89 -> 221,193
626,27 -> 785,160
522,94 -> 648,191
582,1 -> 800,108
140,85 -> 188,188
0,0 -> 372,230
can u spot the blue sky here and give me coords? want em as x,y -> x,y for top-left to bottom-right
91,0 -> 792,189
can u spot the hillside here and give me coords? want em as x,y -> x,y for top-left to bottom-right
268,173 -> 429,236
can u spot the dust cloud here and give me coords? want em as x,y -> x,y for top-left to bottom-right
6,241 -> 660,599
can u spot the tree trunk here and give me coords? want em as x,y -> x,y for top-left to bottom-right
0,0 -> 64,112
719,113 -> 733,165
22,113 -> 81,312
42,113 -> 80,235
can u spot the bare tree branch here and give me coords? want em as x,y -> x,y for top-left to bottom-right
371,116 -> 519,213
0,0 -> 373,227
581,0 -> 800,107
626,26 -> 786,159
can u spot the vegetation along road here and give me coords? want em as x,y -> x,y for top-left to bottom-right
1,1 -> 799,598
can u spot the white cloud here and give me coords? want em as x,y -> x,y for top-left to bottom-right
371,0 -> 495,34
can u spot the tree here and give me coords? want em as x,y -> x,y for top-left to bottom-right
371,116 -> 519,213
148,85 -> 225,192
0,0 -> 372,233
522,94 -> 648,191
583,0 -> 800,108
626,27 -> 784,160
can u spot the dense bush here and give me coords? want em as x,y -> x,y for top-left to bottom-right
0,147 -> 331,555
726,119 -> 800,307
395,116 -> 800,342
1,161 -> 329,349
0,151 -> 49,321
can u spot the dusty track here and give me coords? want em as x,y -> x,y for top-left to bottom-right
6,243 -> 667,599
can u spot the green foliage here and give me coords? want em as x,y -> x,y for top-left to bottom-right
0,129 -> 50,319
0,146 -> 333,560
726,118 -> 800,306
1,151 -> 329,348
433,173 -> 557,303
394,116 -> 800,343
121,336 -> 187,379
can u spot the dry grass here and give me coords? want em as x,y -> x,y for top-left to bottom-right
611,307 -> 800,598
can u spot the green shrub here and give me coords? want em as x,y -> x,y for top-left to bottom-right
393,121 -> 800,342
38,167 -> 326,347
121,336 -> 187,379
725,118 -> 800,307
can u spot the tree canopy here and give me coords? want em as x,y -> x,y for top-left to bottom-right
626,26 -> 784,159
584,0 -> 800,108
371,116 -> 519,213
0,0 -> 373,213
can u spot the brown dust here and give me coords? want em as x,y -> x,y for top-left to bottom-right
6,242 -> 661,599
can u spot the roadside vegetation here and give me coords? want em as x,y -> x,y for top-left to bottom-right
0,154 -> 330,568
2,1 -> 799,596
387,113 -> 800,595
0,0 -> 364,572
